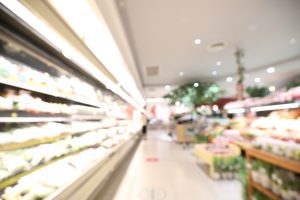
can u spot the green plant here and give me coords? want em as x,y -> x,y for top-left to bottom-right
253,190 -> 271,200
164,82 -> 224,106
246,86 -> 270,97
195,134 -> 208,143
286,80 -> 300,90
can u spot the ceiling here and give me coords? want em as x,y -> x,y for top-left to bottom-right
115,0 -> 300,97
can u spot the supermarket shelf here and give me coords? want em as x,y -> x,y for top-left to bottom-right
45,133 -> 140,200
0,117 -> 71,123
0,126 -> 103,151
0,115 -> 104,123
247,148 -> 300,174
0,137 -> 110,190
0,77 -> 101,108
0,134 -> 68,151
251,180 -> 280,200
0,149 -> 81,190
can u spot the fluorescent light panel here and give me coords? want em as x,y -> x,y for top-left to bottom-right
250,103 -> 299,112
48,0 -> 145,107
227,108 -> 245,114
0,0 -> 145,111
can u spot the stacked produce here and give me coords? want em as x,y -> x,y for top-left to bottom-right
250,159 -> 300,200
213,156 -> 244,179
0,121 -> 103,146
0,89 -> 104,115
0,55 -> 99,103
0,124 -> 135,185
224,86 -> 300,110
1,147 -> 109,200
253,137 -> 300,161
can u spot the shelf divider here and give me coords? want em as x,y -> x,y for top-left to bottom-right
0,77 -> 100,108
247,148 -> 300,174
251,180 -> 280,200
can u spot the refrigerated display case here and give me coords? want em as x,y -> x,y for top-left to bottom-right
0,4 -> 142,200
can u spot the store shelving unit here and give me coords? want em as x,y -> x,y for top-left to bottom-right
0,4 -> 142,200
0,77 -> 101,108
246,148 -> 300,200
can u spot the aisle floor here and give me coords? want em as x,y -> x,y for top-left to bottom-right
112,130 -> 243,200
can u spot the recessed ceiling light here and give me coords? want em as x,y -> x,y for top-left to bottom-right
226,77 -> 233,82
179,72 -> 184,76
212,70 -> 217,76
267,67 -> 275,73
269,86 -> 276,92
216,61 -> 221,66
194,82 -> 199,87
212,105 -> 219,111
194,39 -> 201,45
175,101 -> 181,106
289,38 -> 296,45
165,85 -> 170,90
254,77 -> 261,83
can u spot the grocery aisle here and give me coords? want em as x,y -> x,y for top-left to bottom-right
109,130 -> 243,200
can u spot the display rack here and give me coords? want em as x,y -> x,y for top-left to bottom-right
0,4 -> 142,200
0,115 -> 104,123
0,77 -> 101,108
246,148 -> 300,200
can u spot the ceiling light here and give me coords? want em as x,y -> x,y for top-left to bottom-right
226,77 -> 233,82
250,102 -> 299,112
165,85 -> 170,90
289,38 -> 296,45
216,61 -> 221,66
179,72 -> 184,76
146,98 -> 165,103
212,70 -> 217,76
269,86 -> 276,92
194,82 -> 199,87
254,77 -> 261,83
227,108 -> 245,114
267,67 -> 275,73
175,101 -> 181,106
212,105 -> 219,111
194,39 -> 201,45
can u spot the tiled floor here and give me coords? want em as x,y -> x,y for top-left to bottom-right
111,130 -> 243,200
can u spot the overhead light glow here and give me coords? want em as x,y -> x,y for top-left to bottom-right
216,61 -> 221,66
194,82 -> 199,87
250,102 -> 299,112
289,38 -> 296,45
267,67 -> 275,73
212,70 -> 217,76
146,98 -> 165,103
46,0 -> 145,107
179,72 -> 184,76
212,105 -> 219,111
194,39 -> 201,45
226,77 -> 233,82
227,108 -> 245,114
254,77 -> 261,83
0,0 -> 146,110
269,86 -> 276,92
165,85 -> 171,90
175,101 -> 181,106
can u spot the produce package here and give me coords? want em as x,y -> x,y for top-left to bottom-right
250,159 -> 300,200
252,137 -> 300,161
213,156 -> 244,179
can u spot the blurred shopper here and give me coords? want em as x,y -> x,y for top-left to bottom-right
142,113 -> 148,139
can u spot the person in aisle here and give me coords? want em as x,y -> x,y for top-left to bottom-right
141,112 -> 148,139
